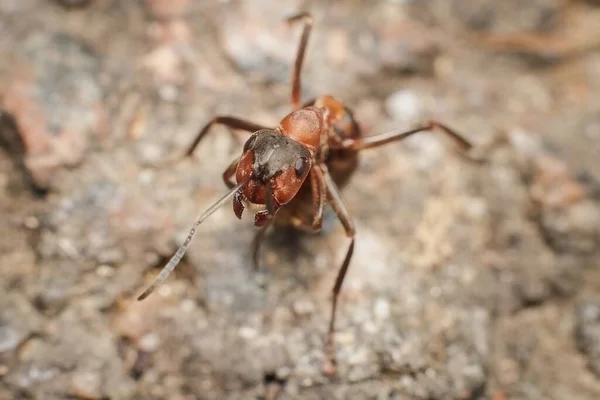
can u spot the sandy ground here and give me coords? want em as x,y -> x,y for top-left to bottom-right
1,0 -> 600,399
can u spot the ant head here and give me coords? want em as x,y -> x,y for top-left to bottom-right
233,129 -> 313,226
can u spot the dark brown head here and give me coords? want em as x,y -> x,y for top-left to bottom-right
233,129 -> 313,226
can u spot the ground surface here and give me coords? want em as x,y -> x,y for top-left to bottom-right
1,1 -> 600,399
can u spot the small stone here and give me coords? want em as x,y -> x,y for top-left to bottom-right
180,299 -> 195,313
139,333 -> 161,352
0,326 -> 24,353
385,90 -> 422,122
575,301 -> 600,377
374,298 -> 390,321
23,216 -> 39,229
142,46 -> 184,85
292,298 -> 315,316
68,370 -> 102,400
327,29 -> 349,67
276,365 -> 291,380
238,326 -> 259,340
95,265 -> 114,278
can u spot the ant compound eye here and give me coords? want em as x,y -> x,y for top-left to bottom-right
243,133 -> 258,153
294,156 -> 310,178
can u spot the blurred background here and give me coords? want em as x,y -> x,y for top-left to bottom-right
1,0 -> 600,399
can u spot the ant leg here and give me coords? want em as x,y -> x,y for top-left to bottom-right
286,12 -> 313,110
222,156 -> 240,189
339,120 -> 473,153
251,222 -> 270,272
222,156 -> 271,276
320,164 -> 356,375
222,157 -> 269,279
187,117 -> 270,157
310,167 -> 326,230
250,222 -> 272,288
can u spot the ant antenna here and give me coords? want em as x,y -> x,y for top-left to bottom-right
138,177 -> 251,301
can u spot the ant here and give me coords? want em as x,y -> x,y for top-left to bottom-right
137,12 -> 474,375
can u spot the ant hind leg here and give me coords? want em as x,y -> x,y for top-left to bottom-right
286,12 -> 314,110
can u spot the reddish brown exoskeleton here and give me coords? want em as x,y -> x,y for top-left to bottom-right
138,12 -> 474,374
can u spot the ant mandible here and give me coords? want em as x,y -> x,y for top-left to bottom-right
137,12 -> 473,375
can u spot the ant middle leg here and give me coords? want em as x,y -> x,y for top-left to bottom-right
286,12 -> 314,110
338,120 -> 473,153
310,167 -> 326,231
187,117 -> 271,157
319,164 -> 356,375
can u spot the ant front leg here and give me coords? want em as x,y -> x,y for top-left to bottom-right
319,164 -> 356,376
286,12 -> 313,110
222,156 -> 271,275
187,117 -> 271,157
221,156 -> 240,189
251,169 -> 325,277
251,222 -> 271,279
222,156 -> 270,277
310,166 -> 326,231
339,120 -> 473,153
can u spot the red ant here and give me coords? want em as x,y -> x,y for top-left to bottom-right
138,12 -> 474,375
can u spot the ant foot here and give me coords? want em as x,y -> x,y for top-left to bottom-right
460,146 -> 488,165
321,357 -> 337,376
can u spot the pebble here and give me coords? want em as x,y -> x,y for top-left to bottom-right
23,216 -> 39,229
238,326 -> 259,340
68,370 -> 102,400
385,89 -> 423,122
0,326 -> 22,353
374,298 -> 390,321
139,333 -> 161,352
95,264 -> 114,278
292,298 -> 315,316
574,301 -> 600,377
